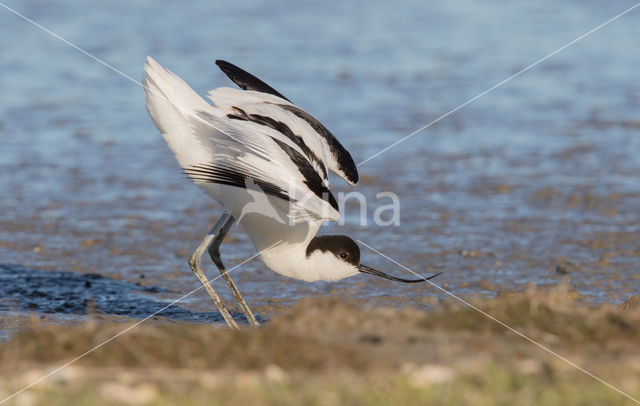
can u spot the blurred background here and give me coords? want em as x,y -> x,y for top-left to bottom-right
1,0 -> 640,328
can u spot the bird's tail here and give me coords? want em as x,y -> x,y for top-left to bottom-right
142,56 -> 214,168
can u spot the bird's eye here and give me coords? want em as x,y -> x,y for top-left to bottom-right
339,252 -> 349,260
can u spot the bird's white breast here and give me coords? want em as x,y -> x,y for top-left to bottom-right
198,182 -> 334,281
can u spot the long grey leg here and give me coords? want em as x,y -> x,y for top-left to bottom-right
207,214 -> 260,327
188,214 -> 238,329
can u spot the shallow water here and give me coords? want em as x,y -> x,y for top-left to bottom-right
1,0 -> 640,329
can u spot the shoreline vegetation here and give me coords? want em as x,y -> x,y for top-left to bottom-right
1,283 -> 639,405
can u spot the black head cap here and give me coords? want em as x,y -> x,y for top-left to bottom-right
306,235 -> 360,266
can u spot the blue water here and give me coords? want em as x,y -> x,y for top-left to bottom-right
1,0 -> 640,328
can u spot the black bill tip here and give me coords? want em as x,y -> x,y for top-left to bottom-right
358,264 -> 442,284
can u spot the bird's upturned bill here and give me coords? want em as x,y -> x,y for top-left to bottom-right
358,264 -> 441,284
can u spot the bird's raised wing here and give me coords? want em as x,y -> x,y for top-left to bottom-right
144,56 -> 340,222
214,60 -> 359,186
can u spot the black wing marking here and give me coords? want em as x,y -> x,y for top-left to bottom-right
269,138 -> 338,212
183,163 -> 292,202
226,106 -> 328,178
275,104 -> 358,185
215,60 -> 358,185
215,60 -> 291,103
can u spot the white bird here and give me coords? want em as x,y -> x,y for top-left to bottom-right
143,57 -> 439,328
